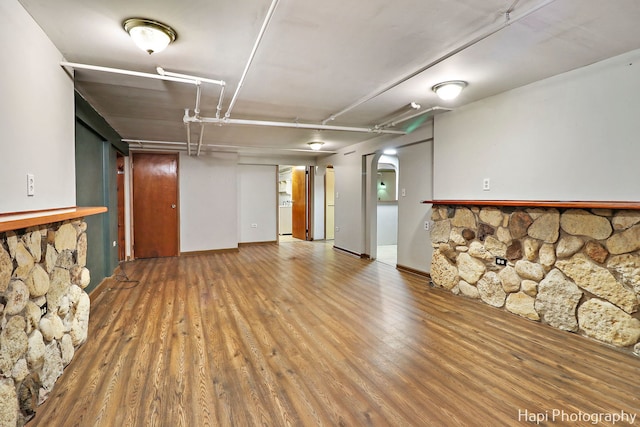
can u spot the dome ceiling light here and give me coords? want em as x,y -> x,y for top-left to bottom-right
307,141 -> 324,151
123,18 -> 177,55
432,80 -> 468,101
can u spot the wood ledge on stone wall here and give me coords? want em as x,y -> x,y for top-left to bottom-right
0,207 -> 107,233
422,200 -> 640,210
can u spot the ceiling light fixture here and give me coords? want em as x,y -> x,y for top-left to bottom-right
432,80 -> 467,101
123,18 -> 177,55
308,141 -> 324,151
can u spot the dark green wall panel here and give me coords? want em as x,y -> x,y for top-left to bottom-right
74,92 -> 122,293
75,121 -> 109,292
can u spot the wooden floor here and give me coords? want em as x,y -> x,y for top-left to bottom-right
30,241 -> 639,426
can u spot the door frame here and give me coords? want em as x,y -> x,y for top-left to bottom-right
306,165 -> 314,240
324,165 -> 334,240
131,151 -> 180,258
278,164 -> 313,241
116,153 -> 126,261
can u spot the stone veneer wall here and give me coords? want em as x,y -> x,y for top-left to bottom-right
430,206 -> 640,355
0,220 -> 91,426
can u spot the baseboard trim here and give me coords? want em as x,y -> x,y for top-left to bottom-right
396,264 -> 430,278
180,248 -> 240,256
239,241 -> 277,247
333,245 -> 369,259
89,277 -> 111,303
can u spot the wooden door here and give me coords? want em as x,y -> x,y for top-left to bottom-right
132,153 -> 179,258
116,154 -> 126,260
292,167 -> 307,240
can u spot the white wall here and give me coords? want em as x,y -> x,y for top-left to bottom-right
179,152 -> 238,252
0,0 -> 75,213
238,164 -> 277,243
377,203 -> 397,245
434,48 -> 640,201
397,141 -> 433,273
318,124 -> 433,256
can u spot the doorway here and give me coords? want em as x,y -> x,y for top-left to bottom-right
116,153 -> 126,261
325,166 -> 335,240
278,165 -> 312,242
375,155 -> 399,266
132,153 -> 179,258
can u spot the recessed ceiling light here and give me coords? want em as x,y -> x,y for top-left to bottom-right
432,80 -> 468,101
307,141 -> 324,151
123,18 -> 177,55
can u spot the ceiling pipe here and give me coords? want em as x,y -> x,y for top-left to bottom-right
60,62 -> 198,85
215,85 -> 226,119
185,117 -> 192,156
62,61 -> 227,120
321,0 -> 558,125
158,66 -> 226,119
197,123 -> 205,156
374,102 -> 421,129
122,138 -> 338,154
185,108 -> 191,155
156,67 -> 225,86
194,83 -> 202,116
224,0 -> 280,119
385,106 -> 452,128
184,113 -> 406,135
63,52 -> 412,138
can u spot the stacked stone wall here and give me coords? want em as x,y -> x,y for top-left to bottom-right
0,220 -> 90,426
430,206 -> 640,355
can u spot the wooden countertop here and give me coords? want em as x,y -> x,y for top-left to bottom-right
0,206 -> 107,232
421,200 -> 640,210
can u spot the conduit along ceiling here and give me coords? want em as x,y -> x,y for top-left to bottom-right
18,0 -> 640,158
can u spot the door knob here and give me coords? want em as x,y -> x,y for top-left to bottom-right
171,204 -> 176,209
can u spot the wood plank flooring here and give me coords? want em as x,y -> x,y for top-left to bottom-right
30,241 -> 640,426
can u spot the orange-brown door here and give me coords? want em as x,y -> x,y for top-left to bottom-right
132,153 -> 179,258
116,154 -> 126,261
292,167 -> 307,240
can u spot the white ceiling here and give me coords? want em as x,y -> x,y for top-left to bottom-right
18,0 -> 640,158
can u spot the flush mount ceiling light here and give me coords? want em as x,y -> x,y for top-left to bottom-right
307,141 -> 324,151
123,18 -> 177,55
432,80 -> 468,101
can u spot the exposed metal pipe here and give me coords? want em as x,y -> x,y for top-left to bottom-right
156,67 -> 225,86
224,0 -> 280,118
385,106 -> 452,128
64,47 -> 414,139
124,139 -> 188,146
374,102 -> 421,129
122,138 -> 338,154
157,66 -> 226,119
184,113 -> 406,135
197,123 -> 205,157
321,0 -> 558,124
216,85 -> 226,119
60,62 -> 198,85
186,118 -> 192,156
194,83 -> 202,116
